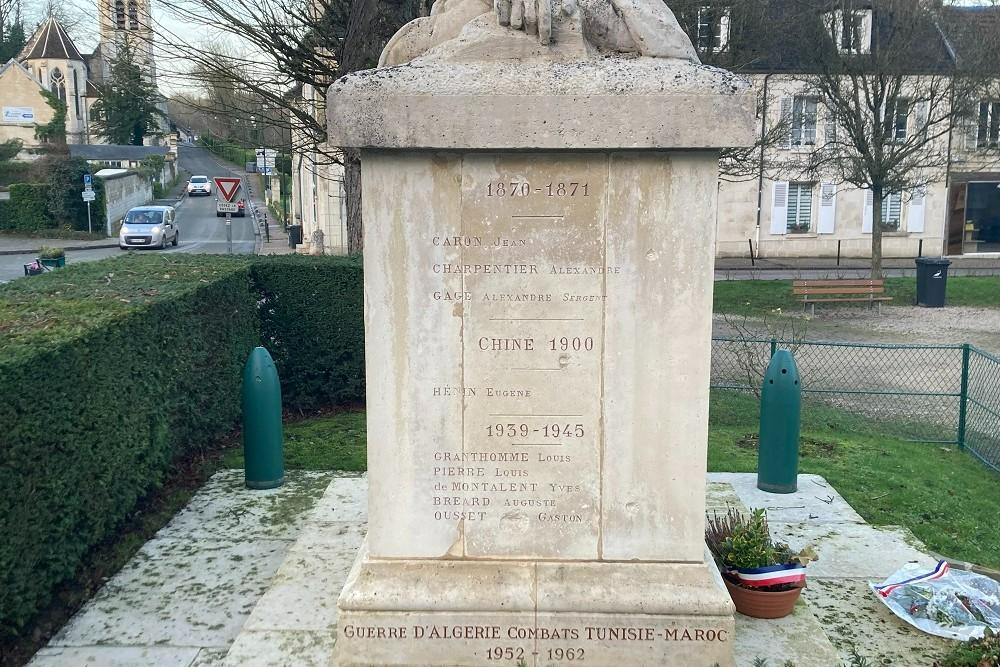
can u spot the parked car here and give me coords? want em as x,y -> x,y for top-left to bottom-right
187,175 -> 212,196
119,206 -> 179,250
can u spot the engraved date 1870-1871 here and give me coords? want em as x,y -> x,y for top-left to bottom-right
486,182 -> 590,197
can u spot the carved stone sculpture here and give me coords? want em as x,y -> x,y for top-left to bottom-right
380,0 -> 698,66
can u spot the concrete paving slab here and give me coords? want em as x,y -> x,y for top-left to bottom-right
805,578 -> 954,667
29,646 -> 202,667
157,470 -> 333,541
49,538 -> 289,647
769,521 -> 938,579
190,648 -> 228,667
288,520 -> 367,555
733,596 -> 841,667
306,473 -> 367,523
242,544 -> 353,633
223,629 -> 337,667
709,473 -> 866,524
706,481 -> 745,514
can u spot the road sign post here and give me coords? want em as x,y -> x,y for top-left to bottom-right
226,212 -> 233,254
81,188 -> 96,234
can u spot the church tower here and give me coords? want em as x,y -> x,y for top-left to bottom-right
95,0 -> 156,85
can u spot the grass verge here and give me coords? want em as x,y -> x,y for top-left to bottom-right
710,390 -> 999,569
714,276 -> 1000,316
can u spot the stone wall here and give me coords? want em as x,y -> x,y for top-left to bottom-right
99,172 -> 153,235
0,64 -> 55,147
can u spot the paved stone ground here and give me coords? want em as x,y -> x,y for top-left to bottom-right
28,471 -> 957,667
27,470 -> 343,667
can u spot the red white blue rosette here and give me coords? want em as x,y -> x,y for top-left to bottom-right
735,563 -> 807,588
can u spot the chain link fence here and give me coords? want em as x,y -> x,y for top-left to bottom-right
711,338 -> 1000,472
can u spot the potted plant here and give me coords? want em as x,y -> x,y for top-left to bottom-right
38,246 -> 66,269
706,507 -> 813,619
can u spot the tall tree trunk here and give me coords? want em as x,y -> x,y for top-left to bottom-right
334,0 -> 422,254
345,148 -> 363,254
871,184 -> 883,280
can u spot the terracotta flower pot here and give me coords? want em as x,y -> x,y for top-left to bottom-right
724,576 -> 804,619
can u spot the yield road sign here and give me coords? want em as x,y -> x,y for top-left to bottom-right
214,177 -> 242,202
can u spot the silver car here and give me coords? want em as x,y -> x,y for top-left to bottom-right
119,206 -> 179,250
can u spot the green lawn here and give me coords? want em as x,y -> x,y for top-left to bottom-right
264,399 -> 998,570
222,410 -> 367,471
709,390 -> 999,569
714,276 -> 1000,316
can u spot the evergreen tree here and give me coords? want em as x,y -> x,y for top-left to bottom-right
0,20 -> 26,62
90,36 -> 163,145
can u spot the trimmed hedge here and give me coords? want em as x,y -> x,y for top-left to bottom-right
0,254 -> 363,638
251,256 -> 365,409
6,183 -> 53,231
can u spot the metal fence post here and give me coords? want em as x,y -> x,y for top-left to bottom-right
770,338 -> 778,358
958,343 -> 970,450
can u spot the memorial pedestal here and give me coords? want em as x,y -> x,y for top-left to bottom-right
328,57 -> 754,667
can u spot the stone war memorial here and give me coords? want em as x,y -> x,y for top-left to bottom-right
327,0 -> 754,664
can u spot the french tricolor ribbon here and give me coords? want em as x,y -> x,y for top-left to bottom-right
736,563 -> 807,588
875,560 -> 950,598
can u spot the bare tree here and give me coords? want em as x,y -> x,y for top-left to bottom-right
781,0 -> 1000,277
145,0 -> 426,253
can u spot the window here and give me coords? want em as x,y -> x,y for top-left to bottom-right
880,192 -> 902,230
72,69 -> 80,118
883,98 -> 909,142
49,68 -> 66,102
695,6 -> 730,52
978,101 -> 1000,150
128,0 -> 138,30
787,183 -> 814,233
115,0 -> 126,29
792,97 -> 818,147
830,8 -> 871,54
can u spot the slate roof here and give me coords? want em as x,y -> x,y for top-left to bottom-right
69,145 -> 169,161
939,5 -> 1000,70
688,0 -> 957,74
20,17 -> 84,62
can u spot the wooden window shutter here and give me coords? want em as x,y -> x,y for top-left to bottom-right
779,98 -> 793,150
771,181 -> 789,235
862,189 -> 874,233
818,183 -> 837,233
908,187 -> 926,233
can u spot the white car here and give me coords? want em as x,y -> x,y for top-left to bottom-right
187,175 -> 212,196
119,206 -> 179,250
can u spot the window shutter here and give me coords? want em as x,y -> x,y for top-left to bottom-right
824,107 -> 837,145
779,98 -> 793,150
915,101 -> 929,140
771,181 -> 789,235
718,11 -> 730,50
862,189 -> 874,233
908,188 -> 926,233
818,183 -> 837,233
965,105 -> 981,151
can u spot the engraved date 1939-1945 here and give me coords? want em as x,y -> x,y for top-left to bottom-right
486,182 -> 589,197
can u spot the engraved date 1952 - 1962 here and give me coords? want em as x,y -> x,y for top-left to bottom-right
487,646 -> 584,661
486,182 -> 589,197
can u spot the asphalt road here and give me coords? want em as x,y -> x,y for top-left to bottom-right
0,146 -> 257,283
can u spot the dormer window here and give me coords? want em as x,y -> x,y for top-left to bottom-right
694,6 -> 730,52
829,8 -> 872,54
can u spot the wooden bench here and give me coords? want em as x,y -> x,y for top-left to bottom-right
793,279 -> 892,315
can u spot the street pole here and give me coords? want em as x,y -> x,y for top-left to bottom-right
86,201 -> 92,235
226,212 -> 233,254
